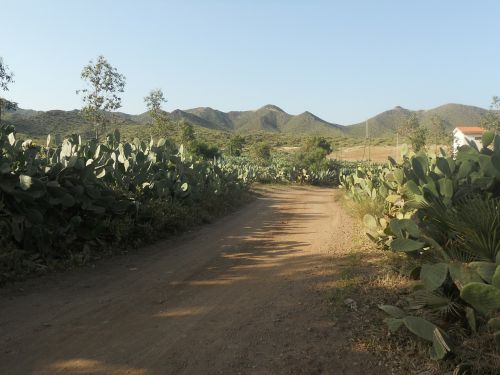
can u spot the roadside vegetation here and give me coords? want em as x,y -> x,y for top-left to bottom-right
340,131 -> 500,374
0,125 -> 253,283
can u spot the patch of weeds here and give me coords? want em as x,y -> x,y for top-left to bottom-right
326,269 -> 363,304
341,251 -> 363,266
339,192 -> 385,222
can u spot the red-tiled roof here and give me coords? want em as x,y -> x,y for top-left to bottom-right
455,126 -> 485,134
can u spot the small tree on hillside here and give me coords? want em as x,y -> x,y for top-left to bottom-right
429,114 -> 448,153
144,88 -> 167,122
145,88 -> 174,137
405,113 -> 428,152
180,120 -> 196,149
481,96 -> 500,134
76,55 -> 126,139
0,57 -> 17,124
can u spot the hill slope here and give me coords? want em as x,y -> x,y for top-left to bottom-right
346,103 -> 488,137
185,107 -> 235,131
3,104 -> 345,137
231,105 -> 292,132
421,103 -> 487,128
284,111 -> 344,135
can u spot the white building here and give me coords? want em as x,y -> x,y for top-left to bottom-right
453,126 -> 485,154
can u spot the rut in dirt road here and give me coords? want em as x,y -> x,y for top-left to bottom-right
0,186 -> 386,375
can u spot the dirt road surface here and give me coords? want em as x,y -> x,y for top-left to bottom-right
0,186 -> 387,375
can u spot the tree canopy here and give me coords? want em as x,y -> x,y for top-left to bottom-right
0,57 -> 16,124
76,55 -> 126,139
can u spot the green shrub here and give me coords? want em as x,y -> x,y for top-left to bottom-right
193,142 -> 220,160
251,142 -> 271,165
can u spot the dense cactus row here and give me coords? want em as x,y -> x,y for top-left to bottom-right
341,133 -> 500,362
0,125 -> 249,282
223,154 -> 339,186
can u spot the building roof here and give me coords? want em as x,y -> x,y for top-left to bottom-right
455,126 -> 485,134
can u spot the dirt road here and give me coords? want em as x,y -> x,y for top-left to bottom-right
0,186 -> 386,375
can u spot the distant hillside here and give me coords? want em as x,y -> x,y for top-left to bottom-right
185,105 -> 344,135
3,109 -> 141,138
168,109 -> 226,130
284,111 -> 344,135
185,107 -> 235,131
231,105 -> 291,132
3,104 -> 345,137
346,103 -> 489,137
2,102 -> 490,139
420,103 -> 488,128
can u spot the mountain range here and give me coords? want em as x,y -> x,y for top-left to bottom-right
2,103 -> 489,138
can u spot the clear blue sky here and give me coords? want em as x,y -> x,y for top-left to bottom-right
2,0 -> 499,124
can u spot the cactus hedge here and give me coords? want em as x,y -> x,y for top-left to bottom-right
341,132 -> 500,362
0,125 -> 252,282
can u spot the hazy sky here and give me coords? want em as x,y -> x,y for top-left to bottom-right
2,0 -> 499,124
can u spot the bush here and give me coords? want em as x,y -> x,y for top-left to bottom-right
251,142 -> 271,165
304,136 -> 332,154
193,142 -> 220,160
227,135 -> 245,157
295,147 -> 329,171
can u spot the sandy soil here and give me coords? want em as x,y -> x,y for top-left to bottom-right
0,186 -> 388,375
333,145 -> 398,163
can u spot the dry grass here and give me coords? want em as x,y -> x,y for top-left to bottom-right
333,145 -> 400,163
331,144 -> 453,163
